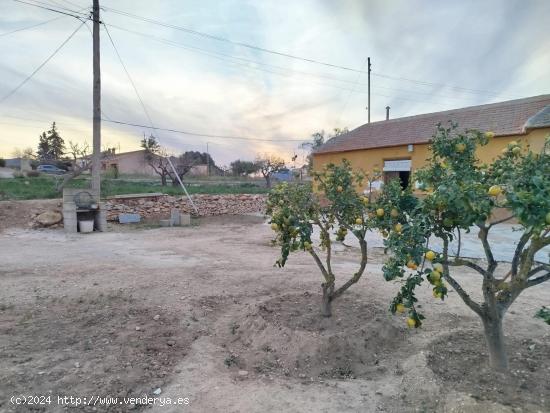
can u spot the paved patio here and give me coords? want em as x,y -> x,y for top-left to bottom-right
306,223 -> 549,263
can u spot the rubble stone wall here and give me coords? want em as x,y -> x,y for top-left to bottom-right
104,194 -> 267,221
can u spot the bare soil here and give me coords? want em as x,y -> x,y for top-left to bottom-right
0,212 -> 549,412
0,199 -> 61,232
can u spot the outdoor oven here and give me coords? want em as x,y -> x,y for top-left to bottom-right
63,187 -> 107,233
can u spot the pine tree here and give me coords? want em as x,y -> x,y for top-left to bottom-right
37,132 -> 51,161
36,122 -> 65,161
47,122 -> 65,160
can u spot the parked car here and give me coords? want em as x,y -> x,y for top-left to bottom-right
37,164 -> 66,175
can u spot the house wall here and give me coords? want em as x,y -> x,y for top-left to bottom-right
103,150 -> 158,176
187,164 -> 208,176
312,128 -> 550,191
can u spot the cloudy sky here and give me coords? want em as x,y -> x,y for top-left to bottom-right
0,0 -> 549,166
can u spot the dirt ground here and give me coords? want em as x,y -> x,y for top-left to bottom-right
0,214 -> 549,413
0,200 -> 62,231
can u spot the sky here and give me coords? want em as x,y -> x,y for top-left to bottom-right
0,0 -> 549,167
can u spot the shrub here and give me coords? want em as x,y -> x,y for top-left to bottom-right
377,124 -> 550,371
0,158 -> 5,167
536,307 -> 550,325
26,170 -> 40,177
267,161 -> 381,317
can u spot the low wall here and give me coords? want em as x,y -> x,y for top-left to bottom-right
104,194 -> 267,221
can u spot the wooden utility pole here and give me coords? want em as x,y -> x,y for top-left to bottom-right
91,0 -> 101,193
206,142 -> 210,176
367,57 -> 371,123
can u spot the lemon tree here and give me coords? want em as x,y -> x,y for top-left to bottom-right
378,124 -> 550,371
266,160 -> 380,317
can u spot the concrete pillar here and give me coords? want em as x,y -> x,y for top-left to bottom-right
170,209 -> 181,226
63,202 -> 78,233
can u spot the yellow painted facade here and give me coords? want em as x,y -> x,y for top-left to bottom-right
313,128 -> 550,180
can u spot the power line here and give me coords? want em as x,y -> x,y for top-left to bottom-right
54,0 -> 87,9
336,56 -> 369,125
84,21 -> 307,146
12,0 -> 90,19
102,5 -> 508,98
0,14 -> 64,37
102,119 -> 305,142
102,6 -> 374,76
0,20 -> 86,104
104,23 -> 474,106
28,0 -> 88,14
371,72 -> 509,97
103,23 -> 157,130
45,0 -> 85,11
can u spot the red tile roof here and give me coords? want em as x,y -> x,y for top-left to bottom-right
315,95 -> 550,154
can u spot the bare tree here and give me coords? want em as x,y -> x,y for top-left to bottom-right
12,147 -> 36,159
141,135 -> 172,186
55,141 -> 113,192
168,153 -> 199,185
255,153 -> 286,188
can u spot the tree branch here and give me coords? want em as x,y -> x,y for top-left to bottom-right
477,225 -> 497,274
527,272 -> 550,288
488,215 -> 515,228
512,230 -> 532,278
443,237 -> 483,316
330,238 -> 367,301
308,248 -> 331,284
527,264 -> 550,278
446,258 -> 487,277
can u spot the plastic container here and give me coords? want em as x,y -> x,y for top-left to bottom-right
78,220 -> 94,233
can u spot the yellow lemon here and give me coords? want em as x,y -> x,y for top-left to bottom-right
396,303 -> 406,313
430,270 -> 441,282
376,208 -> 385,217
406,260 -> 418,270
488,185 -> 502,196
407,318 -> 416,328
425,250 -> 436,261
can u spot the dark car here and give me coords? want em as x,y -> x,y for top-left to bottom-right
37,164 -> 66,175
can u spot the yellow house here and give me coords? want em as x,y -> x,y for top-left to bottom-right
313,95 -> 550,190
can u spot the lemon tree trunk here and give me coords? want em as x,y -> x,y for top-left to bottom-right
481,313 -> 508,371
321,283 -> 334,317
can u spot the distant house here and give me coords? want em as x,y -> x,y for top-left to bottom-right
101,149 -> 157,176
4,158 -> 31,171
100,149 -> 215,177
313,95 -> 550,190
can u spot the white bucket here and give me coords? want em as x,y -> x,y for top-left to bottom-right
78,220 -> 94,233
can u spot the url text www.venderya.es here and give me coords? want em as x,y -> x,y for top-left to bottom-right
10,394 -> 190,407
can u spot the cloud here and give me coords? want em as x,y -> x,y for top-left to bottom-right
0,0 -> 548,165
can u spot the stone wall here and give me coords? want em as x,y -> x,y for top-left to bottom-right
104,194 -> 267,221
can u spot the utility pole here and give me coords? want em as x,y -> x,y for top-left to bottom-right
367,57 -> 371,124
91,0 -> 101,194
206,142 -> 210,176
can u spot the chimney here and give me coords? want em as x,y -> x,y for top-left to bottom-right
385,106 -> 390,120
